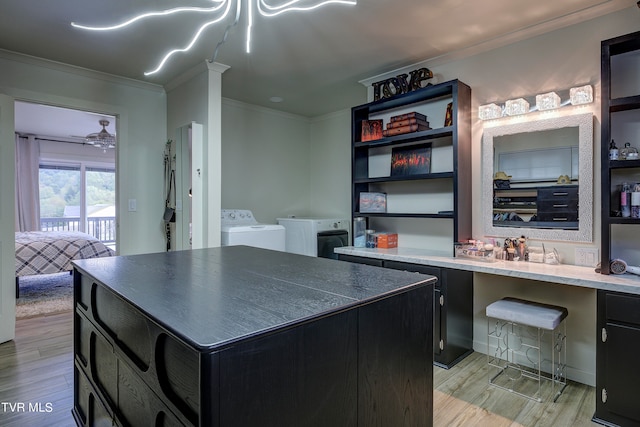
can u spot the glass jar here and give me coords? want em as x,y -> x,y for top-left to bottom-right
365,229 -> 377,248
621,142 -> 639,160
353,217 -> 366,247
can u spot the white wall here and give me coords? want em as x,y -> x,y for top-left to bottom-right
221,99 -> 312,223
309,110 -> 352,218
0,50 -> 167,256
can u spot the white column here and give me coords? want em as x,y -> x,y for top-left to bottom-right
205,61 -> 230,248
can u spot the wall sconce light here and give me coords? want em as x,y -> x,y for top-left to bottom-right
478,103 -> 502,120
569,85 -> 593,106
504,98 -> 530,116
536,91 -> 561,111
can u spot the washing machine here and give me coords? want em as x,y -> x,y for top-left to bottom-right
276,217 -> 350,258
221,209 -> 285,251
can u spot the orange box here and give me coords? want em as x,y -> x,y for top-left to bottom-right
376,233 -> 398,248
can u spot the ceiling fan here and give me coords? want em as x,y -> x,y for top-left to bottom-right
81,119 -> 116,152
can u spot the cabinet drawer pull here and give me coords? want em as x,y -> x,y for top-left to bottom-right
553,192 -> 569,196
552,218 -> 568,221
553,204 -> 569,208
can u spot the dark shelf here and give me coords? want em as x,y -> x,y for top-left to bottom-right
608,159 -> 640,169
607,217 -> 640,225
360,81 -> 455,114
354,127 -> 453,149
609,94 -> 640,112
354,172 -> 454,184
355,212 -> 454,219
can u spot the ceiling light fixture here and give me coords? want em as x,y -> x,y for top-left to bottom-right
85,119 -> 116,152
72,0 -> 357,76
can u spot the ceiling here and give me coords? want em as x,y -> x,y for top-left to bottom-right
4,0 -> 638,139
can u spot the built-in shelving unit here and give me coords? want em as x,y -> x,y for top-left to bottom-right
351,79 -> 471,253
595,29 -> 640,427
600,30 -> 640,275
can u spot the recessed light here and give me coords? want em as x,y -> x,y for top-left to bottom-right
269,96 -> 284,103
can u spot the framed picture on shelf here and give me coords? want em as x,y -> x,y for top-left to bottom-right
361,119 -> 383,142
391,144 -> 431,176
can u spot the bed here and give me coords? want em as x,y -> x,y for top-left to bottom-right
15,231 -> 115,297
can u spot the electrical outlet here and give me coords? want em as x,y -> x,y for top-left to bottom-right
575,247 -> 599,267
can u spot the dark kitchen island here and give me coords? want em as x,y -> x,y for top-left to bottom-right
71,245 -> 435,427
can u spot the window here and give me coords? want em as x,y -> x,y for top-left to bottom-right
39,163 -> 115,245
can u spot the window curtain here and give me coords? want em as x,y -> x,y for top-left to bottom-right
14,134 -> 41,231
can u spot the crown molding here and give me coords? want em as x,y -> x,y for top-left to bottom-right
0,48 -> 165,93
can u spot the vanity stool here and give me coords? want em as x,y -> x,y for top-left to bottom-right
486,297 -> 568,402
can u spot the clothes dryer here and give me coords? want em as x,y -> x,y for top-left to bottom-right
276,217 -> 350,258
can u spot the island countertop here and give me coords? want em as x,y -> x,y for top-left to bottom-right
335,246 -> 640,295
73,245 -> 436,351
72,245 -> 436,426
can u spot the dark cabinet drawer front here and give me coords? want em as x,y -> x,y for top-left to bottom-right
74,366 -> 113,427
383,261 -> 441,286
606,292 -> 640,325
90,329 -> 117,407
93,284 -> 153,371
338,254 -> 383,266
537,186 -> 578,201
536,211 -> 579,221
156,333 -> 200,424
537,199 -> 578,212
117,360 -> 186,427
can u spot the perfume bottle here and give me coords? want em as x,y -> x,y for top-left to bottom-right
621,182 -> 631,218
632,183 -> 640,219
609,140 -> 619,160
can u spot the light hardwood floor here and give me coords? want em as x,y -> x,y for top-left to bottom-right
0,311 -> 599,427
434,352 -> 598,427
0,311 -> 74,427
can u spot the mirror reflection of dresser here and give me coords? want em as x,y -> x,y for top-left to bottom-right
493,185 -> 579,230
482,113 -> 593,242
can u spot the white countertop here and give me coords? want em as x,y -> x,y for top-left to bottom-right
335,246 -> 640,295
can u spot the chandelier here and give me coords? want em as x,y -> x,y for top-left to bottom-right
72,0 -> 357,76
85,120 -> 116,152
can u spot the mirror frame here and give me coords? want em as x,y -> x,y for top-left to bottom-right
482,112 -> 593,242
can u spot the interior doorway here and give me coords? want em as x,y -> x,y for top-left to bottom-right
14,101 -> 118,250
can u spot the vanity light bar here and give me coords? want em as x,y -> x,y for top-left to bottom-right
479,85 -> 593,120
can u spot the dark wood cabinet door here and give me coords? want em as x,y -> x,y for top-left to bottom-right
596,290 -> 640,427
598,323 -> 640,426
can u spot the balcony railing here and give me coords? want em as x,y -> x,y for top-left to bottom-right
40,217 -> 116,244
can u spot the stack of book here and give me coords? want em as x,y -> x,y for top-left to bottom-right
382,112 -> 430,137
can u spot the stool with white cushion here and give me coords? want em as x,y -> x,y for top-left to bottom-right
486,297 -> 568,402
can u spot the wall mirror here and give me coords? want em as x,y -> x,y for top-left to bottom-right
482,112 -> 593,242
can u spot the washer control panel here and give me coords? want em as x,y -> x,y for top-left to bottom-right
221,209 -> 257,225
